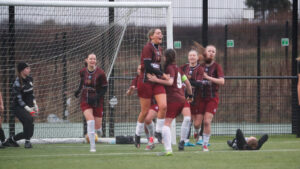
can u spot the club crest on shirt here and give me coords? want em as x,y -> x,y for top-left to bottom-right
151,63 -> 160,69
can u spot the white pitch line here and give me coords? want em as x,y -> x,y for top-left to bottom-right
52,140 -> 300,148
1,149 -> 300,159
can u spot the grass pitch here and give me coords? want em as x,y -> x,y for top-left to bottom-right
1,135 -> 300,169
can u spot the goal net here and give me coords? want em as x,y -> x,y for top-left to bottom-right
0,0 -> 173,143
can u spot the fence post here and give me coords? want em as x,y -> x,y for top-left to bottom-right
62,32 -> 67,120
285,21 -> 289,66
8,6 -> 16,137
108,0 -> 115,137
257,26 -> 261,123
202,0 -> 208,47
224,25 -> 228,74
292,0 -> 299,137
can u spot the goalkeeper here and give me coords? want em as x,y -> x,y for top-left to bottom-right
227,129 -> 268,150
3,62 -> 38,148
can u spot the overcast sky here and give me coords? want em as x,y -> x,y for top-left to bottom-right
0,0 -> 296,26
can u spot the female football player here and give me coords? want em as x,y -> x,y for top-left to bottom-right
74,53 -> 108,152
297,57 -> 300,106
189,45 -> 225,151
227,129 -> 268,150
3,62 -> 38,148
147,49 -> 193,155
136,28 -> 168,148
180,42 -> 205,146
0,91 -> 5,148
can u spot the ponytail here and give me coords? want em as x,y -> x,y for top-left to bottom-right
164,49 -> 176,71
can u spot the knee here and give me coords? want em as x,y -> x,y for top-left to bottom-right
194,120 -> 201,128
203,119 -> 211,127
144,117 -> 151,125
158,104 -> 167,113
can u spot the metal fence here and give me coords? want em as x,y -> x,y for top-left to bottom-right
0,0 -> 299,138
107,0 -> 300,136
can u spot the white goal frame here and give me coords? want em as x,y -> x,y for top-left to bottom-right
0,0 -> 176,145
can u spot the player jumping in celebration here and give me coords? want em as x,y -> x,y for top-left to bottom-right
74,53 -> 108,152
190,45 -> 225,151
126,65 -> 157,150
147,49 -> 193,155
3,62 -> 39,148
0,91 -> 5,148
136,28 -> 168,148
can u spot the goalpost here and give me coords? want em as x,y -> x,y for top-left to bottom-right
0,0 -> 177,144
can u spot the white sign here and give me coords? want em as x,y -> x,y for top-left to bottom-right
109,96 -> 118,108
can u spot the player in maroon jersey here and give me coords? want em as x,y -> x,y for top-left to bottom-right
190,45 -> 225,151
147,49 -> 193,155
126,65 -> 141,96
136,28 -> 168,148
0,91 -> 5,148
143,103 -> 158,150
126,65 -> 157,150
297,57 -> 300,105
74,53 -> 108,152
181,45 -> 206,146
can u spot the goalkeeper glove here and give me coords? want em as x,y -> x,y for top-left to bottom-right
24,106 -> 36,117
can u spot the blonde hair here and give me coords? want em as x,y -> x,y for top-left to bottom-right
247,138 -> 258,150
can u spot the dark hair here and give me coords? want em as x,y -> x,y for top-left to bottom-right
164,49 -> 176,70
84,52 -> 96,67
16,62 -> 29,87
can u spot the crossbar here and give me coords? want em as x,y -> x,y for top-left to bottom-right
0,0 -> 171,8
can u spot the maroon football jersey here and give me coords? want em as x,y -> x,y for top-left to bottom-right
181,63 -> 204,100
200,62 -> 224,98
140,42 -> 163,81
131,75 -> 139,87
79,67 -> 108,105
165,64 -> 186,103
